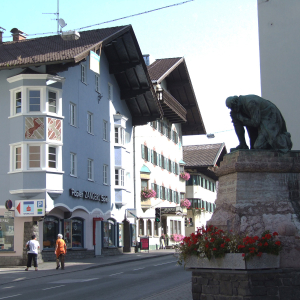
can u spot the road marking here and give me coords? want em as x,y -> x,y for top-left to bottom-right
108,272 -> 124,276
0,295 -> 22,300
133,267 -> 145,271
2,287 -> 14,289
154,261 -> 177,266
13,278 -> 25,282
43,285 -> 65,290
82,278 -> 99,282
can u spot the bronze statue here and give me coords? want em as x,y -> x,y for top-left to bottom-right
226,95 -> 292,153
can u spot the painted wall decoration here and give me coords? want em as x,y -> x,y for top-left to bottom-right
48,118 -> 62,141
25,117 -> 45,139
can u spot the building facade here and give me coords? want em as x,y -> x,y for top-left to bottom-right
257,0 -> 300,149
134,57 -> 206,249
183,143 -> 227,235
0,26 -> 161,264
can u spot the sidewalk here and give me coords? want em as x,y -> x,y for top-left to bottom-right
0,249 -> 176,286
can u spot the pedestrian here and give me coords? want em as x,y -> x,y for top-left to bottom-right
55,233 -> 67,270
25,234 -> 40,271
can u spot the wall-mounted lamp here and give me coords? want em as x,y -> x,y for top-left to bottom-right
156,83 -> 163,101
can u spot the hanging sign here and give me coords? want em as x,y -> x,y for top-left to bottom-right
15,199 -> 45,217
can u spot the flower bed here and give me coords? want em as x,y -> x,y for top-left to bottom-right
180,172 -> 190,181
177,225 -> 282,266
141,188 -> 156,200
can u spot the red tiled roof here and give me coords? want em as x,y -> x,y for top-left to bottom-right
0,26 -> 129,69
183,143 -> 226,167
148,57 -> 182,83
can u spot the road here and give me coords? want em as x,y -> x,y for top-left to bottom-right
0,256 -> 192,300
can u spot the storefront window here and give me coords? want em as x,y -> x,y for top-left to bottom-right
103,220 -> 116,247
118,223 -> 124,247
131,224 -> 136,247
139,218 -> 144,235
0,217 -> 14,251
64,220 -> 72,248
72,218 -> 83,248
147,220 -> 152,236
43,216 -> 59,249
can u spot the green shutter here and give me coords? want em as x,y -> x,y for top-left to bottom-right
141,145 -> 145,159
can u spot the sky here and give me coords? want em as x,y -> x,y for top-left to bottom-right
1,0 -> 261,151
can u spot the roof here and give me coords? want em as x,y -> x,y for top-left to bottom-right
0,25 -> 162,125
183,143 -> 227,167
148,58 -> 206,135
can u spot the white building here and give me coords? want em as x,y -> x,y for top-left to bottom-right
133,57 -> 206,249
257,0 -> 300,149
183,143 -> 227,235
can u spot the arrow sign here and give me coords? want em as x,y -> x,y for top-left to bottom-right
16,202 -> 21,214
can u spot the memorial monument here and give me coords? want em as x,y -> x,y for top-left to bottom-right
191,95 -> 300,299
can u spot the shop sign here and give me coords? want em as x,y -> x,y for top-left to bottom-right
4,211 -> 13,218
15,199 -> 45,217
127,209 -> 137,219
161,207 -> 183,215
69,189 -> 108,203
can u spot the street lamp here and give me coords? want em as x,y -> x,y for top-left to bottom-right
156,84 -> 163,101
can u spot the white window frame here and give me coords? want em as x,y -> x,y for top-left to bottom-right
114,126 -> 125,145
108,83 -> 113,101
28,89 -> 41,112
48,90 -> 57,114
95,75 -> 100,92
48,146 -> 57,169
88,159 -> 94,181
15,90 -> 22,115
81,64 -> 86,83
70,152 -> 77,177
103,164 -> 108,185
28,144 -> 41,169
87,112 -> 93,134
103,120 -> 108,141
70,102 -> 76,127
115,168 -> 125,187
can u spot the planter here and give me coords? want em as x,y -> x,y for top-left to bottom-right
185,253 -> 280,270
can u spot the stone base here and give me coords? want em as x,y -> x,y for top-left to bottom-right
42,249 -> 95,262
192,268 -> 300,300
208,150 -> 300,268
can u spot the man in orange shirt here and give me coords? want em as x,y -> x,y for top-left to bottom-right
55,234 -> 67,270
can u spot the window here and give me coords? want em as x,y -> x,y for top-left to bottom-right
29,145 -> 40,168
147,220 -> 152,236
103,120 -> 108,141
48,91 -> 57,113
115,169 -> 124,186
141,179 -> 148,190
15,91 -> 21,114
103,220 -> 116,247
115,127 -> 125,145
168,159 -> 172,172
70,103 -> 76,127
108,83 -> 113,100
70,153 -> 77,176
170,220 -> 174,235
15,146 -> 21,170
87,112 -> 93,134
153,151 -> 157,165
48,146 -> 56,168
81,64 -> 86,83
180,164 -> 184,173
103,164 -> 108,185
64,218 -> 84,248
95,75 -> 100,92
139,219 -> 144,236
0,217 -> 14,251
43,216 -> 59,249
141,145 -> 149,161
88,159 -> 94,181
161,155 -> 165,169
29,90 -> 40,112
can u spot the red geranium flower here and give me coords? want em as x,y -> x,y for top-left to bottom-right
264,242 -> 268,246
213,248 -> 217,251
273,232 -> 279,236
275,241 -> 281,246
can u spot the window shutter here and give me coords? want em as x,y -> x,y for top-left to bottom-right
160,186 -> 163,199
165,158 -> 168,170
157,185 -> 160,198
151,150 -> 153,163
151,183 -> 154,190
177,192 -> 180,204
141,145 -> 145,159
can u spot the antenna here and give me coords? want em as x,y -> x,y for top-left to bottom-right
43,0 -> 67,34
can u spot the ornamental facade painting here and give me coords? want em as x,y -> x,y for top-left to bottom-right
25,117 -> 45,139
48,118 -> 62,141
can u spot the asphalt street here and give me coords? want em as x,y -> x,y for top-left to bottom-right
0,254 -> 192,300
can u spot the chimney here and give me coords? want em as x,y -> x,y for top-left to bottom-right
0,27 -> 6,43
10,28 -> 27,41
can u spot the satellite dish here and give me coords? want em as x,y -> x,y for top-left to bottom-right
58,18 -> 67,28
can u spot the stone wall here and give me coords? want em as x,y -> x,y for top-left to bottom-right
192,268 -> 300,300
42,249 -> 95,261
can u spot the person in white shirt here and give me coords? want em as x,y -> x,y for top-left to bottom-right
25,234 -> 40,271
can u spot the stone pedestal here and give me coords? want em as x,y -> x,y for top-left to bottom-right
208,150 -> 300,268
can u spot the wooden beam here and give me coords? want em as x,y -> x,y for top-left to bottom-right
109,61 -> 140,74
121,87 -> 150,100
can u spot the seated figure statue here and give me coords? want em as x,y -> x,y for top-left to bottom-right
226,95 -> 292,153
